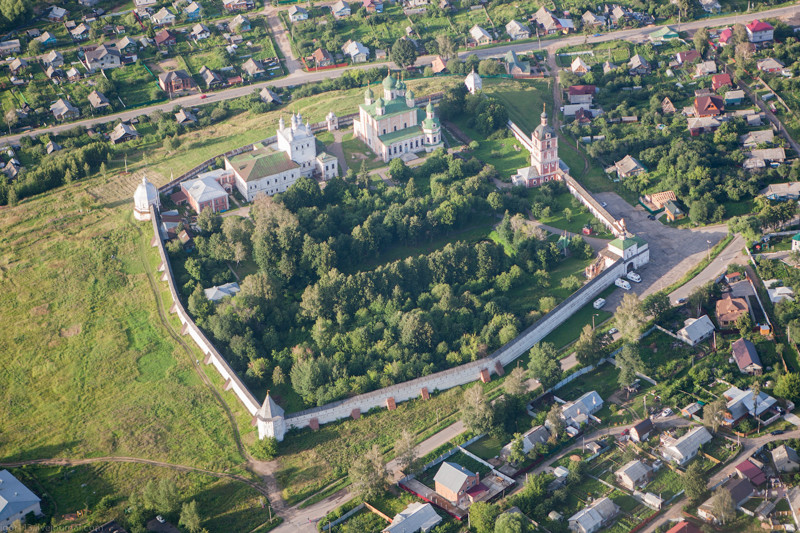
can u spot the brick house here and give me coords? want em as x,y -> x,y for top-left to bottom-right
433,462 -> 480,507
158,70 -> 195,93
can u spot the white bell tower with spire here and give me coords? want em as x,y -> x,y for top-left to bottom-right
256,391 -> 286,441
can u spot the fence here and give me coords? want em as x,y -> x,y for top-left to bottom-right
418,434 -> 486,473
321,503 -> 365,531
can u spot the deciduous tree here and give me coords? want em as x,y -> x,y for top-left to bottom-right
390,38 -> 417,68
393,429 -> 419,474
527,342 -> 563,391
683,461 -> 707,503
616,344 -> 643,389
469,501 -> 500,533
179,500 -> 202,533
349,444 -> 387,499
494,511 -> 529,533
775,372 -> 800,402
504,366 -> 527,397
574,324 -> 600,367
461,384 -> 494,433
703,397 -> 726,433
711,487 -> 735,525
615,293 -> 645,344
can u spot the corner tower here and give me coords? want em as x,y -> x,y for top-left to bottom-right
256,392 -> 286,441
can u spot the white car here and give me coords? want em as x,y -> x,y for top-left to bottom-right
660,408 -> 673,418
593,298 -> 606,309
627,272 -> 641,283
156,516 -> 166,524
615,278 -> 631,290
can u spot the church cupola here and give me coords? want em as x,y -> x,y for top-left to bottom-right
426,100 -> 434,120
279,116 -> 285,130
375,97 -> 385,115
382,70 -> 396,101
365,85 -> 374,105
406,88 -> 415,108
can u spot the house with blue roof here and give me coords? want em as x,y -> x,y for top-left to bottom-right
0,470 -> 42,530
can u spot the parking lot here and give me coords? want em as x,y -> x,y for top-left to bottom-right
593,192 -> 730,311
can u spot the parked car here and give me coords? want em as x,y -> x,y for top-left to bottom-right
771,430 -> 786,436
608,328 -> 619,336
156,516 -> 166,524
676,298 -> 687,304
593,298 -> 606,309
626,272 -> 641,283
661,408 -> 673,418
647,214 -> 656,220
615,278 -> 631,290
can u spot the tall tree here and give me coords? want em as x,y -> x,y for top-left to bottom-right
504,366 -> 527,397
683,461 -> 707,503
615,293 -> 645,344
574,324 -> 600,367
494,511 -> 529,533
711,487 -> 735,525
527,342 -> 563,391
349,444 -> 387,499
393,430 -> 419,474
179,500 -> 202,533
642,292 -> 671,322
616,344 -> 642,389
390,38 -> 418,68
703,397 -> 726,433
752,381 -> 762,432
436,34 -> 455,60
693,27 -> 709,56
545,403 -> 563,440
775,372 -> 800,402
508,433 -> 525,464
461,384 -> 494,434
469,502 -> 500,533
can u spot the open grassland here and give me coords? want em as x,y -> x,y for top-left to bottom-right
0,191 -> 245,469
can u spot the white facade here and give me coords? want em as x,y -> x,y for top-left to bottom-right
277,113 -> 317,178
464,69 -> 482,94
134,176 -> 160,220
230,160 -> 300,202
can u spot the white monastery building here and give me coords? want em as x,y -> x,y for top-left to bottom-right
353,71 -> 443,162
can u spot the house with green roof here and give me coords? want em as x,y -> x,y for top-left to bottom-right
649,26 -> 679,42
606,234 -> 649,272
792,233 -> 800,252
353,71 -> 443,162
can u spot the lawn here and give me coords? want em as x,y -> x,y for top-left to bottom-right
506,256 -> 595,316
542,290 -> 615,349
340,133 -> 386,172
555,361 -> 621,402
464,434 -> 505,461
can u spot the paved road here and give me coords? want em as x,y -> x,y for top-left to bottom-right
4,5 -> 799,146
669,234 -> 746,305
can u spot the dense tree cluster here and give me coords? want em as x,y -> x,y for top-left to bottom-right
438,84 -> 508,135
175,151 -> 584,406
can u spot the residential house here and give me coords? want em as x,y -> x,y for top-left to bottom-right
662,426 -> 712,465
772,444 -> 800,473
343,40 -> 369,63
70,23 -> 90,41
88,90 -> 110,109
175,109 -> 197,124
433,461 -> 481,507
109,122 -> 139,144
383,502 -> 441,533
9,58 -> 27,74
746,20 -> 774,43
200,66 -> 224,88
666,522 -> 703,533
191,23 -> 211,40
231,14 -> 250,32
134,0 -> 157,8
616,460 -> 651,491
288,5 -> 309,21
158,70 -> 195,93
628,54 -> 650,75
430,55 -> 446,74
48,6 -> 69,21
363,0 -> 383,13
505,20 -> 530,40
117,36 -> 138,57
688,116 -> 720,136
204,282 -> 240,301
560,391 -> 603,428
757,58 -> 784,73
242,58 -> 265,77
615,155 -> 645,178
310,48 -> 333,67
768,285 -> 794,304
603,61 -> 617,74
649,26 -> 679,42
760,182 -> 800,200
223,0 -> 254,11
501,425 -> 550,459
0,39 -> 21,55
534,7 -> 573,34
184,1 -> 202,20
644,190 -> 676,210
567,85 -> 596,105
630,418 -> 654,442
664,200 -> 684,221
676,50 -> 701,65
331,0 -> 351,18
154,29 -> 176,46
716,295 -> 749,327
0,470 -> 42,531
259,87 -> 282,104
505,50 -> 530,76
571,56 -> 590,75
42,51 -> 64,68
50,98 -> 80,121
465,69 -> 481,94
470,25 -> 492,45
699,0 -> 721,13
152,7 -> 176,26
722,386 -> 777,425
183,174 -> 230,213
681,402 -> 702,418
83,45 -> 121,71
568,497 -> 619,533
718,28 -> 733,45
694,95 -> 724,117
712,73 -> 732,91
582,11 -> 605,27
45,65 -> 63,80
698,478 -> 753,523
662,97 -> 676,114
735,459 -> 766,486
731,338 -> 762,375
37,32 -> 58,47
725,272 -> 742,284
724,89 -> 745,105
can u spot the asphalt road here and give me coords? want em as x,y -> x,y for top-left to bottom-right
3,4 -> 799,146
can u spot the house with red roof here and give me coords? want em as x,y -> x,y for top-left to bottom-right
712,73 -> 732,91
735,459 -> 766,486
666,522 -> 702,533
746,20 -> 774,43
567,85 -> 596,105
676,50 -> 701,65
694,95 -> 724,117
718,28 -> 732,46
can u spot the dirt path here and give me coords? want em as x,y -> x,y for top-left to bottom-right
266,12 -> 302,74
328,130 -> 348,173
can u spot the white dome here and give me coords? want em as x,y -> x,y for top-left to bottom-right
133,177 -> 159,220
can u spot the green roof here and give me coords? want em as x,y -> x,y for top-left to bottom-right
317,151 -> 337,162
792,234 -> 800,241
664,199 -> 683,215
228,147 -> 299,182
379,125 -> 424,145
360,97 -> 417,121
650,26 -> 678,39
609,235 -> 647,250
